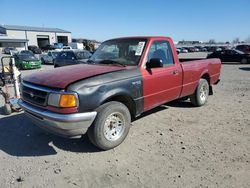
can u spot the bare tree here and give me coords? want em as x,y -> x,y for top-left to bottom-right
232,37 -> 240,44
208,39 -> 216,44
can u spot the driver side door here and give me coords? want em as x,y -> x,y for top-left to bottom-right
142,40 -> 183,111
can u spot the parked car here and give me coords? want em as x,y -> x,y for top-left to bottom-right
54,50 -> 92,67
207,49 -> 250,64
40,50 -> 60,64
53,43 -> 64,49
62,46 -> 73,50
236,45 -> 250,54
19,36 -> 221,150
14,50 -> 42,69
200,47 -> 208,52
2,47 -> 18,54
68,42 -> 84,50
181,48 -> 188,53
41,45 -> 56,51
28,45 -> 42,54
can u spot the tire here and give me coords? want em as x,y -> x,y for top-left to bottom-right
240,58 -> 248,64
3,104 -> 12,115
87,101 -> 131,150
41,58 -> 45,64
190,79 -> 209,107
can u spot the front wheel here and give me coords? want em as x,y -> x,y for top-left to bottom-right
87,101 -> 131,150
190,79 -> 209,107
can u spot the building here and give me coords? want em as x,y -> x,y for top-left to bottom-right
0,25 -> 72,51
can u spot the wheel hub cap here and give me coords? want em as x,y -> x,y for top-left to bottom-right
104,112 -> 125,141
200,84 -> 208,103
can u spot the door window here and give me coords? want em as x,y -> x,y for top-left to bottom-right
147,41 -> 174,66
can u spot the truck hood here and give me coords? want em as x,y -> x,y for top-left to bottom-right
23,64 -> 127,89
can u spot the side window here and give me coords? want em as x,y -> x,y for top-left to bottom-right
147,41 -> 174,66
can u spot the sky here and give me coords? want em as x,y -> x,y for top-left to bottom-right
1,0 -> 250,42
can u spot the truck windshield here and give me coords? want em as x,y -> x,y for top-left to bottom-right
89,38 -> 147,66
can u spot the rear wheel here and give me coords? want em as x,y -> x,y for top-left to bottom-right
41,58 -> 45,64
241,58 -> 248,64
190,79 -> 209,107
87,101 -> 131,150
3,104 -> 12,115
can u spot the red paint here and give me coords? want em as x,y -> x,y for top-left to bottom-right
23,64 -> 126,89
47,106 -> 78,114
138,37 -> 221,112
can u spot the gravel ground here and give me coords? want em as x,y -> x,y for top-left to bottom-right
0,57 -> 250,187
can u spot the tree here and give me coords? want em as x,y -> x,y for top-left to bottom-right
232,37 -> 240,44
208,39 -> 216,44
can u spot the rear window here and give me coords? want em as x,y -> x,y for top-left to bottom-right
75,51 -> 92,60
57,51 -> 76,60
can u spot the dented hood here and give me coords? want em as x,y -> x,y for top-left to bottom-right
23,64 -> 126,89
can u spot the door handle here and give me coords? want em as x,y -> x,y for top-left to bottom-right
172,70 -> 179,75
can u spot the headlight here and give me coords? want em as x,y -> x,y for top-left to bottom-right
48,93 -> 78,108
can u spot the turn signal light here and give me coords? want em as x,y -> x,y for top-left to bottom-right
59,94 -> 77,108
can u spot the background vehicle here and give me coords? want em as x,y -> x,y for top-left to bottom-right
2,47 -> 18,54
180,48 -> 188,53
54,49 -> 92,67
40,50 -> 60,64
53,43 -> 64,49
41,44 -> 56,51
28,45 -> 42,54
19,36 -> 221,150
14,50 -> 42,69
236,44 -> 250,54
207,49 -> 250,64
62,46 -> 73,50
68,42 -> 84,50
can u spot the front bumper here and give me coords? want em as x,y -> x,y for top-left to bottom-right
22,62 -> 41,69
18,99 -> 97,138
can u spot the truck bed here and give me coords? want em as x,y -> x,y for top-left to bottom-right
179,58 -> 221,98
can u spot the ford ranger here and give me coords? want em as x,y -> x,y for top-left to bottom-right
18,36 -> 221,150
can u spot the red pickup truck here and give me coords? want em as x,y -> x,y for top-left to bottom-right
19,36 -> 221,150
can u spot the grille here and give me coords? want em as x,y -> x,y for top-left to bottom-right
22,83 -> 48,106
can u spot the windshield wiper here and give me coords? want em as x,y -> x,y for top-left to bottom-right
98,60 -> 126,67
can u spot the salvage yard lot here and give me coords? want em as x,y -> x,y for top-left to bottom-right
0,56 -> 250,187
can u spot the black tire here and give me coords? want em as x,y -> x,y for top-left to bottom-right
41,58 -> 45,64
3,104 -> 12,115
240,58 -> 248,64
190,79 -> 209,107
87,101 -> 131,150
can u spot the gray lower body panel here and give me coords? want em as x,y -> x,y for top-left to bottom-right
19,99 -> 97,138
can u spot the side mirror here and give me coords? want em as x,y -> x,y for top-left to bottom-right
146,58 -> 163,69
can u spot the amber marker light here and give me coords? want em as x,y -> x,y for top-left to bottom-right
59,94 -> 77,108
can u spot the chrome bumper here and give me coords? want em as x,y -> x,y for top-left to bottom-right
18,99 -> 97,138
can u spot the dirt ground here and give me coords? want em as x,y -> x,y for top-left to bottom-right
0,60 -> 250,187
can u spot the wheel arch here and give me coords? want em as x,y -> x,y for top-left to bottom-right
102,93 -> 136,118
200,72 -> 213,95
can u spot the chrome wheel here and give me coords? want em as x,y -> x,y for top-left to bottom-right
199,83 -> 208,103
103,112 -> 125,141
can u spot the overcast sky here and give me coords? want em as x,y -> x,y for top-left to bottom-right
1,0 -> 250,42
